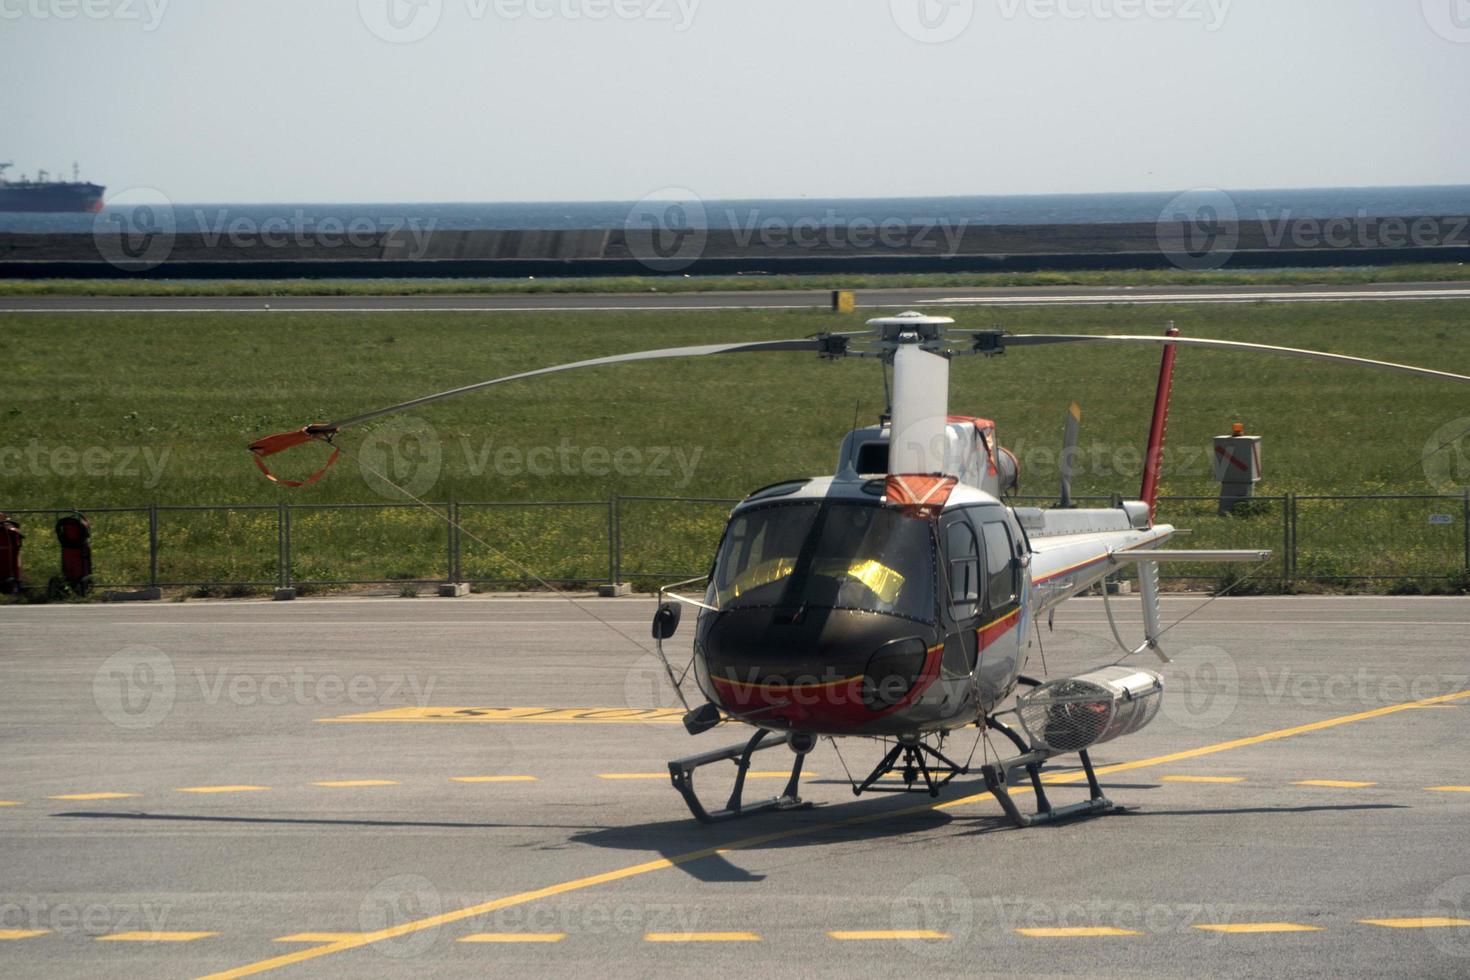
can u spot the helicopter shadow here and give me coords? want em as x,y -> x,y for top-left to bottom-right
569,774 -> 1023,883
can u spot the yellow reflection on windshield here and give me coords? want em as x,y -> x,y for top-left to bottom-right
724,556 -> 907,605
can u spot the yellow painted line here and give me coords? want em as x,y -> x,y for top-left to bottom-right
196,687 -> 1470,980
1195,923 -> 1323,934
178,785 -> 270,794
452,776 -> 539,783
1160,775 -> 1244,784
599,772 -> 807,781
458,933 -> 566,943
1293,780 -> 1376,789
320,706 -> 685,725
312,780 -> 398,788
1427,786 -> 1470,792
0,930 -> 50,940
1016,927 -> 1142,937
274,934 -> 364,944
48,792 -> 139,801
0,801 -> 23,807
1044,688 -> 1470,786
829,930 -> 949,940
645,932 -> 761,942
98,931 -> 218,942
1359,917 -> 1470,929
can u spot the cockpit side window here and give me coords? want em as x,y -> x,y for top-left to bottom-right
944,519 -> 980,620
981,520 -> 1019,609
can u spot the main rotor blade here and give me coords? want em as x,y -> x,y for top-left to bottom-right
998,334 -> 1470,386
312,337 -> 831,434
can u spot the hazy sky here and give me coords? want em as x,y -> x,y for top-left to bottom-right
3,0 -> 1467,203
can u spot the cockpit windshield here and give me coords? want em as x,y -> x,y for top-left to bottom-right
709,501 -> 936,622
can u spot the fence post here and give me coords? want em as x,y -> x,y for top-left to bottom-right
283,503 -> 292,588
608,494 -> 620,586
447,499 -> 459,583
148,503 -> 159,588
276,502 -> 285,588
1463,488 -> 1469,575
1287,492 -> 1297,587
1280,494 -> 1290,589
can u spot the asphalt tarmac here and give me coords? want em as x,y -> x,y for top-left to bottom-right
1,595 -> 1468,979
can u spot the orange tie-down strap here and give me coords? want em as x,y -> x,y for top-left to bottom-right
247,426 -> 340,487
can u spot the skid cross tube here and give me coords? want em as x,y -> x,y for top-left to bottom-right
667,729 -> 809,824
981,746 -> 1115,828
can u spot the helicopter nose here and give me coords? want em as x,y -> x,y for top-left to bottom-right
697,607 -> 942,732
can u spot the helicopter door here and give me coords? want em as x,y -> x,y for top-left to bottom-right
975,516 -> 1023,711
940,515 -> 983,680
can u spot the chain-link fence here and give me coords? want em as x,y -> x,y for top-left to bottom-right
3,491 -> 1468,595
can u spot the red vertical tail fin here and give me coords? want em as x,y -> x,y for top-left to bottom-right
1139,324 -> 1181,524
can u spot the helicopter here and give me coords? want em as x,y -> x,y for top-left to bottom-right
250,312 -> 1470,828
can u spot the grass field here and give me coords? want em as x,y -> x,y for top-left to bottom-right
1,261 -> 1468,297
3,300 -> 1469,594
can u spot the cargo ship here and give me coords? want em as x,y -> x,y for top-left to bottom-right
0,162 -> 105,213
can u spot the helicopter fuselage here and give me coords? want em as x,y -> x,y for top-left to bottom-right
692,474 -> 1173,739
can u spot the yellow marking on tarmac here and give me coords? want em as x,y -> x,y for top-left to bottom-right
1359,917 -> 1470,929
829,930 -> 949,940
320,706 -> 685,725
1042,688 -> 1470,786
458,933 -> 566,943
1195,923 -> 1323,933
197,687 -> 1470,980
48,792 -> 139,801
312,780 -> 398,788
1427,785 -> 1470,792
0,930 -> 50,939
0,801 -> 23,807
645,932 -> 761,942
178,785 -> 270,794
599,772 -> 808,780
1016,927 -> 1141,937
1293,780 -> 1376,789
274,934 -> 364,944
1160,775 -> 1244,784
99,931 -> 218,942
452,776 -> 539,783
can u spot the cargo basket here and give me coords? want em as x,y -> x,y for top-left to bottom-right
1015,666 -> 1164,753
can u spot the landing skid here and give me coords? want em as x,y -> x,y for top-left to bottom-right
668,728 -> 811,824
980,717 -> 1117,828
